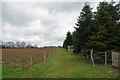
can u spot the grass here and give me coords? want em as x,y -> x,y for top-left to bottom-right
2,48 -> 119,78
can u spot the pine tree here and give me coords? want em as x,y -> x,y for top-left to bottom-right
63,31 -> 72,49
114,1 -> 120,51
72,3 -> 93,53
88,1 -> 120,51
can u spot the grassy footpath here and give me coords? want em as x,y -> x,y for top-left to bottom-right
3,48 -> 118,78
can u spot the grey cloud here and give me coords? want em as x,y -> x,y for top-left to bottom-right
1,2 -> 101,46
2,2 -> 97,27
35,2 -> 84,13
2,2 -> 84,27
2,2 -> 32,26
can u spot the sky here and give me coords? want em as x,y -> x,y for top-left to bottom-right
0,0 -> 119,47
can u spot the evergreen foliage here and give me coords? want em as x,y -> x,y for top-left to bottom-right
72,3 -> 93,53
63,31 -> 72,49
88,1 -> 120,51
63,1 -> 120,54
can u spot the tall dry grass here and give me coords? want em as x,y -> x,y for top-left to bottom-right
2,48 -> 56,69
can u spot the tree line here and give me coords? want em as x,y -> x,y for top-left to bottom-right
0,41 -> 61,49
63,1 -> 120,56
0,41 -> 37,48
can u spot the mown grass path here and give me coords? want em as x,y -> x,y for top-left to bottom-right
3,48 -> 118,78
31,48 -> 118,78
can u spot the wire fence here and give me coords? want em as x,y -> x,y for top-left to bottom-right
92,51 -> 112,65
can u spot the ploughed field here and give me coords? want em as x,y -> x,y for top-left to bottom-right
2,48 -> 56,72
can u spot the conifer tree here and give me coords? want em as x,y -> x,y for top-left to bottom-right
88,1 -> 120,51
72,3 -> 93,53
63,31 -> 72,49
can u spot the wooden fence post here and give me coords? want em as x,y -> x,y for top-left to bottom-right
30,54 -> 33,66
30,54 -> 33,78
105,52 -> 107,66
44,53 -> 46,62
90,49 -> 95,67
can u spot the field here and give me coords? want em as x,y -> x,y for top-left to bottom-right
2,48 -> 119,78
2,48 -> 56,75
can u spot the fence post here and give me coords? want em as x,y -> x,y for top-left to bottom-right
90,49 -> 95,67
30,54 -> 33,66
30,54 -> 33,78
49,51 -> 50,58
105,52 -> 107,66
44,53 -> 46,62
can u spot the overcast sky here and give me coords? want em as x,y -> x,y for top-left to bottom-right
1,0 -> 119,47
